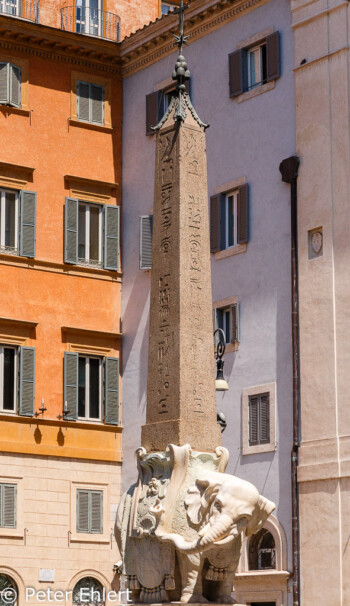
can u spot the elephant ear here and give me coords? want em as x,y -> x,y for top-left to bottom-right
185,479 -> 220,525
245,495 -> 275,537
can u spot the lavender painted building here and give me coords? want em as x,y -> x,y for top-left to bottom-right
121,0 -> 295,602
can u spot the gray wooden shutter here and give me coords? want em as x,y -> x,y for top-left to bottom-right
104,205 -> 119,270
266,32 -> 280,82
229,49 -> 246,98
2,484 -> 16,528
64,352 -> 78,420
105,357 -> 119,425
91,84 -> 104,125
249,397 -> 259,445
10,65 -> 21,108
260,395 -> 270,443
90,491 -> 103,533
146,91 -> 162,135
140,215 -> 153,269
19,347 -> 35,417
237,183 -> 249,244
77,490 -> 89,533
20,190 -> 36,257
210,194 -> 223,253
230,303 -> 239,343
65,197 -> 78,264
77,81 -> 90,122
0,63 -> 9,104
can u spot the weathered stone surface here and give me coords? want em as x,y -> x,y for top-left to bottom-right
141,104 -> 221,452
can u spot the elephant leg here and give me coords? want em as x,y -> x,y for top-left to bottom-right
177,552 -> 208,603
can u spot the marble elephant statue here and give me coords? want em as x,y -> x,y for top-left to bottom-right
156,470 -> 275,603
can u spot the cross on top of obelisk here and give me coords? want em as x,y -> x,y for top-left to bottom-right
173,0 -> 189,54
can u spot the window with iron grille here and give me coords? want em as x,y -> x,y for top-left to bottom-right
249,393 -> 270,445
248,528 -> 276,571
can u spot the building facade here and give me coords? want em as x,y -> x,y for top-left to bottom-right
0,1 -> 158,604
120,0 -> 296,604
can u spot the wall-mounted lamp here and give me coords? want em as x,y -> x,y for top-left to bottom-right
214,328 -> 229,392
34,398 -> 47,418
57,400 -> 70,421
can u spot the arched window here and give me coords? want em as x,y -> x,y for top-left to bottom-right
73,577 -> 105,605
0,573 -> 18,606
248,528 -> 276,570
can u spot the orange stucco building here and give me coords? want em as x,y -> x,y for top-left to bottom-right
0,1 -> 159,602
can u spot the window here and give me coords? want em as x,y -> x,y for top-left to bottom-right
77,81 -> 104,125
0,345 -> 35,417
0,574 -> 18,606
0,0 -> 19,16
77,490 -> 103,534
0,189 -> 36,258
229,31 -> 280,98
78,202 -> 102,267
78,356 -> 102,421
0,346 -> 17,413
161,1 -> 177,15
214,304 -> 239,345
73,577 -> 104,604
0,62 -> 21,108
65,198 -> 119,270
64,353 -> 119,425
146,79 -> 190,135
210,184 -> 248,253
140,215 -> 153,270
249,393 -> 270,446
76,0 -> 102,36
249,529 -> 276,570
0,483 -> 16,528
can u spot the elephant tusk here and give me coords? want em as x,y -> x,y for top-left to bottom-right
214,534 -> 234,546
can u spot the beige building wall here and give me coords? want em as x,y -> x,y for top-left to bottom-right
0,453 -> 121,606
292,0 -> 350,602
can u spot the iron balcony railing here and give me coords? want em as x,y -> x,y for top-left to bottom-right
0,0 -> 39,22
61,5 -> 120,42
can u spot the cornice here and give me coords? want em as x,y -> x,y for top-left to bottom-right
120,0 -> 269,77
0,15 -> 122,74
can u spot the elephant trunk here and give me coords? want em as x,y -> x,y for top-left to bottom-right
160,514 -> 233,554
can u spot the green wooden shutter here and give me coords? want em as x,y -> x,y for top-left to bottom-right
210,194 -> 224,253
266,32 -> 280,82
105,357 -> 119,425
140,215 -> 153,270
146,91 -> 162,135
20,190 -> 36,258
64,352 -> 78,420
90,491 -> 103,533
237,183 -> 249,244
91,84 -> 104,125
10,65 -> 21,108
230,303 -> 239,344
2,484 -> 17,528
77,81 -> 90,122
229,49 -> 247,98
77,490 -> 89,533
260,395 -> 270,443
0,63 -> 9,104
19,347 -> 35,417
104,205 -> 119,271
65,197 -> 78,264
249,397 -> 259,445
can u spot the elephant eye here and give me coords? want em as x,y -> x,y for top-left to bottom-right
214,500 -> 222,511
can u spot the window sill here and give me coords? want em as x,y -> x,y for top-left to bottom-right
235,80 -> 275,104
224,341 -> 239,354
68,118 -> 113,133
69,532 -> 110,544
0,528 -> 24,539
214,243 -> 247,261
0,105 -> 31,117
242,442 -> 277,456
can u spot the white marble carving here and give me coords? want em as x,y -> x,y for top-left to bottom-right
115,444 -> 275,604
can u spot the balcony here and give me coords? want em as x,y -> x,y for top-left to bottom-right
0,0 -> 39,23
61,6 -> 120,42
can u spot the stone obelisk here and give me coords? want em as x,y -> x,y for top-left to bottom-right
141,11 -> 221,453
